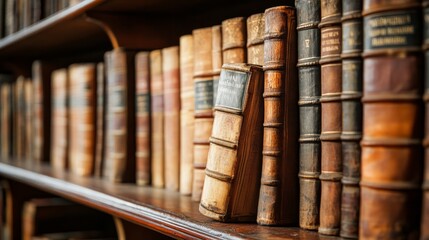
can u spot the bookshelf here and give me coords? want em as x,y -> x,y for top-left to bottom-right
0,0 -> 324,239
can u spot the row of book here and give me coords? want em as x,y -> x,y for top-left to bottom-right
0,0 -> 83,38
0,0 -> 428,239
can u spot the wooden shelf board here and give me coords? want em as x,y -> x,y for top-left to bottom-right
0,160 -> 320,240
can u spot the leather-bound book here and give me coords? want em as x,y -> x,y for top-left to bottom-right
14,76 -> 25,160
162,46 -> 180,191
423,1 -> 429,238
94,62 -> 105,177
257,6 -> 299,226
192,27 -> 213,201
103,48 -> 136,182
318,0 -> 342,235
136,52 -> 151,186
340,0 -> 362,238
0,82 -> 12,159
179,35 -> 194,195
295,0 -> 321,230
150,49 -> 164,188
212,25 -> 222,105
222,17 -> 246,64
50,69 -> 68,170
68,64 -> 96,176
247,13 -> 265,65
24,79 -> 33,161
361,1 -> 423,238
199,63 -> 264,222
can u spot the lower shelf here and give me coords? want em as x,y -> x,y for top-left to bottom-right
0,160 -> 319,239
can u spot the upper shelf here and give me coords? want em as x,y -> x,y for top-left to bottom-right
0,160 -> 319,240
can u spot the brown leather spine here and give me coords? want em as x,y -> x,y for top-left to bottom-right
318,0 -> 342,236
192,27 -> 213,201
1,84 -> 11,159
136,52 -> 151,186
257,6 -> 299,226
212,25 -> 222,105
24,79 -> 33,162
423,1 -> 429,238
94,62 -> 105,178
14,76 -> 25,160
103,49 -> 136,183
222,17 -> 247,64
68,63 -> 96,177
247,13 -> 265,65
50,69 -> 68,170
361,1 -> 423,238
180,35 -> 194,195
150,49 -> 165,188
162,46 -> 180,191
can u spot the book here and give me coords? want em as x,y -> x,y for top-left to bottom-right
199,63 -> 264,222
192,27 -> 213,201
318,0 -> 342,235
5,0 -> 17,36
361,1 -> 423,238
103,48 -> 136,182
340,0 -> 362,238
68,63 -> 97,177
257,6 -> 299,226
295,0 -> 321,230
94,62 -> 105,177
222,17 -> 246,64
0,82 -> 12,159
135,52 -> 151,186
13,76 -> 25,160
246,13 -> 264,65
423,1 -> 429,238
179,35 -> 194,195
50,69 -> 68,170
24,79 -> 33,161
150,49 -> 164,188
212,25 -> 222,106
162,46 -> 180,191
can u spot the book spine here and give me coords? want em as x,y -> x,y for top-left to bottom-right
318,0 -> 342,236
212,25 -> 222,105
1,84 -> 11,159
14,76 -> 25,160
222,17 -> 247,64
94,62 -> 105,177
69,64 -> 96,176
340,0 -> 362,238
24,79 -> 33,161
162,46 -> 180,191
423,1 -> 429,238
192,27 -> 213,201
50,69 -> 68,170
150,49 -> 164,188
247,13 -> 265,65
258,6 -> 299,225
361,1 -> 423,238
136,52 -> 151,186
296,0 -> 321,230
179,35 -> 194,195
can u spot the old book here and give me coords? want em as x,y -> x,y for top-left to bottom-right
192,27 -> 213,201
150,49 -> 164,188
423,1 -> 429,238
361,1 -> 423,239
212,25 -> 222,106
5,0 -> 17,35
162,46 -> 180,191
103,48 -> 136,182
13,76 -> 25,160
31,0 -> 42,24
0,82 -> 12,159
318,0 -> 342,235
246,13 -> 264,65
199,63 -> 264,222
257,6 -> 299,226
340,0 -> 362,238
179,35 -> 194,195
295,0 -> 321,230
222,17 -> 246,64
68,64 -> 96,176
24,79 -> 33,161
50,69 -> 68,170
94,62 -> 105,177
135,52 -> 151,186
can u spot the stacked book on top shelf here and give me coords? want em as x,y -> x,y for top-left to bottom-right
0,0 -> 428,239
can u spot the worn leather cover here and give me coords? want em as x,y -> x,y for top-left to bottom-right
423,1 -> 429,238
247,13 -> 265,65
222,17 -> 246,64
296,0 -> 321,230
94,62 -> 105,178
257,6 -> 299,226
361,1 -> 423,238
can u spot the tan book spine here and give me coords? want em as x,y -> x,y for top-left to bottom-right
247,13 -> 265,65
222,17 -> 246,64
212,25 -> 222,104
69,64 -> 96,176
24,79 -> 33,161
1,84 -> 11,159
257,6 -> 299,226
136,52 -> 151,186
94,62 -> 105,177
179,35 -> 194,195
163,46 -> 180,191
14,76 -> 25,160
50,69 -> 68,170
192,27 -> 213,201
150,49 -> 164,188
